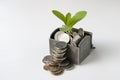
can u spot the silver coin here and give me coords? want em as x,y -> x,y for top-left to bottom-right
51,51 -> 66,58
52,58 -> 64,63
59,59 -> 70,67
55,41 -> 67,50
52,56 -> 66,61
62,62 -> 74,70
51,68 -> 64,76
42,55 -> 57,65
70,40 -> 77,47
78,28 -> 84,37
72,32 -> 78,37
52,48 -> 67,54
54,31 -> 70,43
70,33 -> 81,47
72,35 -> 81,42
48,65 -> 60,72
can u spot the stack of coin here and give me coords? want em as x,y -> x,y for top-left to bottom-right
51,41 -> 67,63
42,55 -> 64,75
70,28 -> 85,47
42,41 -> 74,76
70,32 -> 81,47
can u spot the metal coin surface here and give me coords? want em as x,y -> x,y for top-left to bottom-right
52,56 -> 66,61
52,48 -> 67,54
52,59 -> 63,63
43,65 -> 49,71
51,51 -> 65,58
59,59 -> 70,67
70,37 -> 77,47
42,55 -> 57,66
70,35 -> 81,47
54,31 -> 70,43
55,41 -> 67,50
52,49 -> 67,55
62,62 -> 74,70
70,40 -> 77,47
48,65 -> 60,72
78,28 -> 84,37
51,68 -> 64,76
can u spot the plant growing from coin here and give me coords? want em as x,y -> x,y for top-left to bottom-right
52,10 -> 87,35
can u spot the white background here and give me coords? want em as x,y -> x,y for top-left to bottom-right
0,0 -> 120,80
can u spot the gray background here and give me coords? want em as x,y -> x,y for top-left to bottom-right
0,0 -> 120,80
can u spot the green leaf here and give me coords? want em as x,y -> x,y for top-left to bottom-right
68,11 -> 87,27
65,13 -> 71,25
52,10 -> 66,24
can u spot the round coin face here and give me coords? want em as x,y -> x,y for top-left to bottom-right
55,41 -> 67,50
54,31 -> 70,43
42,55 -> 57,66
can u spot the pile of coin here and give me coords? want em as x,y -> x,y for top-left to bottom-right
70,28 -> 85,47
42,28 -> 85,75
42,41 -> 73,76
42,55 -> 64,75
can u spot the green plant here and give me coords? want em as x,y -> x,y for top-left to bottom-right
52,10 -> 87,34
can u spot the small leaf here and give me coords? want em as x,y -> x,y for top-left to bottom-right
68,11 -> 87,27
65,13 -> 71,25
52,10 -> 66,24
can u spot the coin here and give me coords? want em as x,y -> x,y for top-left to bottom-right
62,62 -> 74,70
43,65 -> 49,71
48,65 -> 60,72
55,41 -> 67,50
52,58 -> 64,63
51,51 -> 65,58
52,48 -> 67,54
52,56 -> 66,61
42,55 -> 57,66
72,32 -> 78,37
70,34 -> 81,47
70,40 -> 77,47
51,68 -> 64,76
54,31 -> 70,43
78,28 -> 84,37
59,59 -> 70,67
